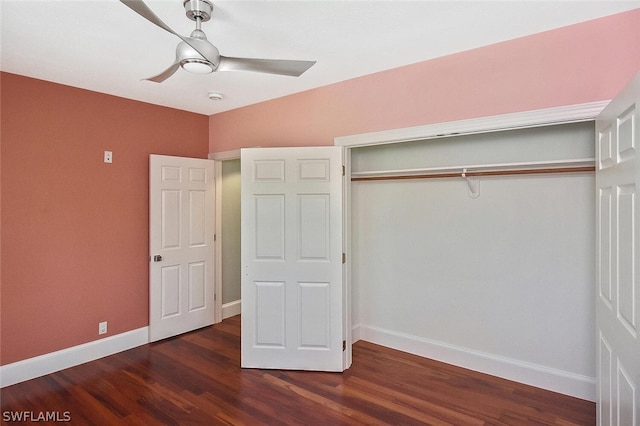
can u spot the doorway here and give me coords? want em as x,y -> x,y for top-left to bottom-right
220,158 -> 242,319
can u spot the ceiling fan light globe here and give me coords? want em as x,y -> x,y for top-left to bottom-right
181,59 -> 213,74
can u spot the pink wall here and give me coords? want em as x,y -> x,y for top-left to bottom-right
0,73 -> 209,365
209,9 -> 640,152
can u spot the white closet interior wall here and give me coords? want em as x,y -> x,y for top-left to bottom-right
350,122 -> 596,399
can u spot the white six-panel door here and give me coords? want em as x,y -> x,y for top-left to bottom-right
149,155 -> 216,342
596,73 -> 640,425
241,147 -> 346,371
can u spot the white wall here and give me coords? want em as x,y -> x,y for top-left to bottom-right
350,122 -> 596,399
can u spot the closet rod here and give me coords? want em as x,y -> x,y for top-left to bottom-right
351,165 -> 595,182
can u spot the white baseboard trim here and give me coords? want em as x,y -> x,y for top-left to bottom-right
0,327 -> 149,388
352,323 -> 363,343
222,300 -> 241,319
354,324 -> 595,402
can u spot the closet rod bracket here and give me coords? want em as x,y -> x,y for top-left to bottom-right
462,168 -> 480,199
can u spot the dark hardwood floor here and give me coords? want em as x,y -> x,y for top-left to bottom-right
1,315 -> 595,425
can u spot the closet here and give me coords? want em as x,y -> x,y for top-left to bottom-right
349,121 -> 595,394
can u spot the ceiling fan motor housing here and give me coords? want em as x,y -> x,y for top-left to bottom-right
184,0 -> 213,22
177,37 -> 220,72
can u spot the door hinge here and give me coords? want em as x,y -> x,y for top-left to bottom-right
213,233 -> 216,242
342,253 -> 346,264
343,340 -> 346,351
342,165 -> 345,176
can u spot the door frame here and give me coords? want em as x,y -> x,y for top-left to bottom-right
334,100 -> 610,402
210,151 -> 241,324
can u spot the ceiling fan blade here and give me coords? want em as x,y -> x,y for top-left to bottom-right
120,0 -> 218,65
120,0 -> 181,38
144,61 -> 181,83
218,57 -> 316,77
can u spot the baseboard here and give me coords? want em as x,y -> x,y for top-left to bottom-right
1,320 -> 595,401
0,327 -> 149,388
352,323 -> 363,343
222,300 -> 241,319
355,324 -> 596,402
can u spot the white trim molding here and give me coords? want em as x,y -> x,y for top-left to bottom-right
222,300 -> 241,319
335,100 -> 610,148
209,149 -> 241,161
214,160 -> 223,324
355,324 -> 595,402
0,327 -> 149,388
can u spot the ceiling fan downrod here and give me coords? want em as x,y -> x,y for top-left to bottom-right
184,0 -> 211,40
180,0 -> 216,73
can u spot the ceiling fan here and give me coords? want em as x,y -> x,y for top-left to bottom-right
120,0 -> 316,82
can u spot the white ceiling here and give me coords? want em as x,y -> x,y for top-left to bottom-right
1,1 -> 638,116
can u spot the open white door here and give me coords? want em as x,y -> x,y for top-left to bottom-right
241,147 -> 347,371
149,154 -> 216,342
596,73 -> 640,425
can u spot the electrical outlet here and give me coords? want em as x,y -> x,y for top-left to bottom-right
99,321 -> 108,335
104,151 -> 113,163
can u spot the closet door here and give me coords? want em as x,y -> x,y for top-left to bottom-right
596,72 -> 640,425
240,147 -> 347,371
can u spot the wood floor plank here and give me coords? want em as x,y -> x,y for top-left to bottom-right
1,315 -> 595,425
261,373 -> 388,425
340,376 -> 486,425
